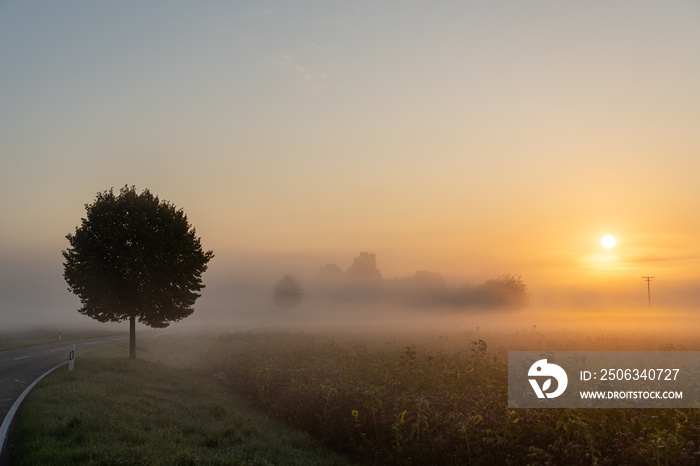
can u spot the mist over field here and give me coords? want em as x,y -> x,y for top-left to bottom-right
3,243 -> 697,351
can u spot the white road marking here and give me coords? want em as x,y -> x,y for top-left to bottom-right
1,363 -> 66,456
13,356 -> 28,361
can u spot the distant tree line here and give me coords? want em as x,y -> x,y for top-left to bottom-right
315,252 -> 528,310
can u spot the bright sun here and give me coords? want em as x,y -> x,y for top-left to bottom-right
601,235 -> 616,249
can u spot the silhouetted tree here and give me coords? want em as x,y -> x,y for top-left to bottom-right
452,273 -> 528,309
273,274 -> 304,309
63,186 -> 214,359
480,273 -> 529,308
318,264 -> 344,279
346,252 -> 382,280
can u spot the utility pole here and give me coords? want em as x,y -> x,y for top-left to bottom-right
641,277 -> 654,309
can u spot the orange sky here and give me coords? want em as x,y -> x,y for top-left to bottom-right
1,2 -> 699,327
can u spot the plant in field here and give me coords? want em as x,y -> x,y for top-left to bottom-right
401,346 -> 416,362
363,385 -> 384,438
351,409 -> 361,431
471,339 -> 488,356
392,410 -> 407,447
319,379 -> 338,420
640,429 -> 680,466
410,398 -> 429,442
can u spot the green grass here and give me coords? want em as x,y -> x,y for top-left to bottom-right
12,334 -> 354,465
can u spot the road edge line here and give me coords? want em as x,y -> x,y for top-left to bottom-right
0,361 -> 68,456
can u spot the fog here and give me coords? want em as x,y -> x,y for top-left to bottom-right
3,246 -> 699,347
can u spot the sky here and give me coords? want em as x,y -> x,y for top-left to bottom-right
1,1 -> 700,329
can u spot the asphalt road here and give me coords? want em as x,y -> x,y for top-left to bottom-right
0,335 -> 129,464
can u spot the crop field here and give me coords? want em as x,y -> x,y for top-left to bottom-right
203,328 -> 700,465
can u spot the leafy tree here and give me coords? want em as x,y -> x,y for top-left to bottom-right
480,273 -> 529,308
63,186 -> 214,359
452,273 -> 529,309
346,251 -> 382,280
273,274 -> 304,309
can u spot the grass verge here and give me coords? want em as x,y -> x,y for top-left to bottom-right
11,335 -> 354,465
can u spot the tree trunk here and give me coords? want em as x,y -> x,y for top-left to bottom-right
129,315 -> 136,359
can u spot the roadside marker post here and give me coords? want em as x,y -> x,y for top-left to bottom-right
69,344 -> 75,371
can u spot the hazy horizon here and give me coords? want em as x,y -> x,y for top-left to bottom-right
2,1 -> 699,333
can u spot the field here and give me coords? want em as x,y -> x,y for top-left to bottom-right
10,334 -> 353,465
12,322 -> 700,465
203,328 -> 700,465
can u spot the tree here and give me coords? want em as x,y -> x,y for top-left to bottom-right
62,186 -> 214,359
273,274 -> 304,309
452,273 -> 529,309
318,263 -> 344,279
480,273 -> 529,308
346,252 -> 382,280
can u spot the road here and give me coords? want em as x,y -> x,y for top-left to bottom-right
0,335 -> 129,464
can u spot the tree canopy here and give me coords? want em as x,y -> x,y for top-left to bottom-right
346,252 -> 382,280
273,274 -> 304,309
63,186 -> 214,358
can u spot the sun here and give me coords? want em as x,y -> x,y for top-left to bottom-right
601,235 -> 616,249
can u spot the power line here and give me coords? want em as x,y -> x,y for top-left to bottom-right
641,276 -> 654,309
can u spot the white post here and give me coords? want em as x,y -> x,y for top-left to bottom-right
68,344 -> 75,371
